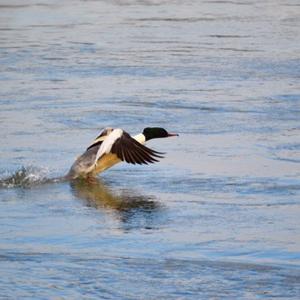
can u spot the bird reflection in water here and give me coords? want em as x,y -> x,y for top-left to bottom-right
70,177 -> 162,230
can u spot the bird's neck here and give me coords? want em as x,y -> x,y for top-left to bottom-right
133,133 -> 146,144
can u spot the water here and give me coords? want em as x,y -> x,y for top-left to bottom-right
1,0 -> 300,298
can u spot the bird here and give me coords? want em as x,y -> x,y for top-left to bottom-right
67,127 -> 178,179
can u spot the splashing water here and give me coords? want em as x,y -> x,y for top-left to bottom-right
0,166 -> 63,188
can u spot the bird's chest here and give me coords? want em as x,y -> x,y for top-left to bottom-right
92,153 -> 121,175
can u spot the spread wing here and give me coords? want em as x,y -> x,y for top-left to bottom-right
111,131 -> 164,165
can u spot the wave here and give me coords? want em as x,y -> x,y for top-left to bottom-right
0,166 -> 65,188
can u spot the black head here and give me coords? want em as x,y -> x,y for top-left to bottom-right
143,127 -> 178,141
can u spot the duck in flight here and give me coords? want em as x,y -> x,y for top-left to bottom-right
67,127 -> 178,179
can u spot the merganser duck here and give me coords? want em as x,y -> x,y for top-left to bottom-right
67,127 -> 178,179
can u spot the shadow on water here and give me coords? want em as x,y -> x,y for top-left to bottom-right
0,166 -> 163,230
70,177 -> 162,226
0,167 -> 160,213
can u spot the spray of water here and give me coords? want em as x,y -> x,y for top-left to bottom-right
0,166 -> 66,188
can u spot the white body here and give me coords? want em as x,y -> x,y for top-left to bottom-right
68,132 -> 147,179
96,128 -> 123,161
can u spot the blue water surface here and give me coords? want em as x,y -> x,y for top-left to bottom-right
0,0 -> 300,299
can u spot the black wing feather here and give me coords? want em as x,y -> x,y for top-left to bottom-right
130,140 -> 161,162
86,140 -> 103,151
111,131 -> 165,165
123,147 -> 134,164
